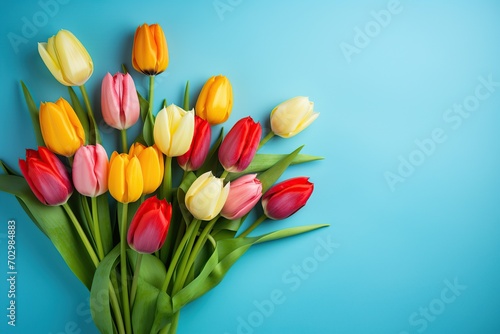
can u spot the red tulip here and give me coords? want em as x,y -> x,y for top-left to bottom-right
127,196 -> 172,253
218,117 -> 261,172
177,116 -> 211,171
221,174 -> 262,220
19,146 -> 73,206
262,177 -> 313,220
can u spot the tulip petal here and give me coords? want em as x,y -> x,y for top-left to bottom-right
108,154 -> 126,202
28,160 -> 71,205
38,42 -> 72,86
54,30 -> 93,86
126,157 -> 143,202
153,107 -> 172,155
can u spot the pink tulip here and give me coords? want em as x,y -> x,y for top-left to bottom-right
221,174 -> 262,220
127,196 -> 172,253
101,72 -> 140,130
72,144 -> 109,197
177,116 -> 211,171
218,116 -> 262,172
19,146 -> 73,206
262,177 -> 313,220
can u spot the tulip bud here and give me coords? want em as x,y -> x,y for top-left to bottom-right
262,177 -> 313,220
19,147 -> 73,206
39,97 -> 85,157
185,171 -> 230,221
218,117 -> 262,173
101,72 -> 140,130
38,29 -> 93,86
195,75 -> 233,125
221,174 -> 262,220
108,151 -> 143,203
153,104 -> 195,157
72,144 -> 109,197
177,116 -> 211,171
270,97 -> 319,138
132,23 -> 169,75
129,143 -> 164,195
127,196 -> 172,254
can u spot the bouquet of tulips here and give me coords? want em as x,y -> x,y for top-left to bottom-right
0,23 -> 325,334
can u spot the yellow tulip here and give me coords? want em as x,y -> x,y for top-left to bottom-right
185,171 -> 230,221
39,98 -> 85,157
153,104 -> 195,157
129,143 -> 164,195
38,30 -> 93,86
195,75 -> 233,125
132,23 -> 169,75
108,152 -> 143,203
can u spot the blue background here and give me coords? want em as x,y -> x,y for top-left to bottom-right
1,0 -> 500,333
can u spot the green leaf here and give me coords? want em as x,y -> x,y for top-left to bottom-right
196,128 -> 224,176
138,92 -> 149,122
183,81 -> 190,110
68,87 -> 90,144
227,153 -> 323,181
90,245 -> 120,334
97,193 -> 114,255
143,114 -> 155,146
258,146 -> 303,193
132,277 -> 164,334
0,160 -> 19,176
122,63 -> 129,74
171,223 -> 327,311
20,81 -> 44,146
0,175 -> 95,288
127,250 -> 166,290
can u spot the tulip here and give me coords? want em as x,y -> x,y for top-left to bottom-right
221,174 -> 262,220
185,171 -> 230,221
127,196 -> 172,253
218,117 -> 262,172
153,104 -> 195,157
177,116 -> 211,171
132,23 -> 169,75
72,144 -> 109,197
108,151 -> 143,203
39,98 -> 85,157
262,177 -> 314,220
195,75 -> 233,125
19,147 -> 73,206
270,96 -> 319,138
101,72 -> 140,130
129,143 -> 164,195
38,29 -> 93,86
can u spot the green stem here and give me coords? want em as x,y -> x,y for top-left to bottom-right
183,81 -> 190,110
120,203 -> 132,334
91,196 -> 105,260
161,219 -> 199,293
220,170 -> 229,180
239,214 -> 267,238
176,217 -> 218,289
171,219 -> 201,295
120,129 -> 128,153
109,282 -> 126,334
148,75 -> 155,125
62,203 -> 99,267
130,253 -> 143,307
169,311 -> 180,334
160,156 -> 172,201
258,131 -> 275,150
80,84 -> 101,144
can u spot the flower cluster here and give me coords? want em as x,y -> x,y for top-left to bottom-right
2,24 -> 323,334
